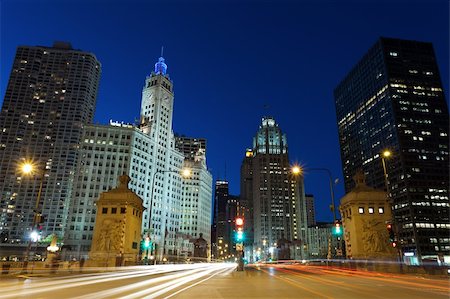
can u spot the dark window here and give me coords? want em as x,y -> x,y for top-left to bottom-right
102,208 -> 107,214
111,208 -> 117,214
120,207 -> 126,214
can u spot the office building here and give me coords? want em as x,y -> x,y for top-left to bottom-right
176,136 -> 212,259
305,194 -> 316,227
241,117 -> 305,259
334,37 -> 449,263
175,136 -> 206,161
65,55 -> 187,260
0,42 -> 100,251
212,180 -> 229,260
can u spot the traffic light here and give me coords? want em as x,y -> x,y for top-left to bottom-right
386,223 -> 396,247
143,236 -> 150,250
332,221 -> 343,236
235,217 -> 244,242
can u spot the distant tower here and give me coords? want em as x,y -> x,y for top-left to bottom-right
213,180 -> 229,260
0,42 -> 100,247
305,194 -> 316,227
242,117 -> 305,258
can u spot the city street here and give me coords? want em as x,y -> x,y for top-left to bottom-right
0,263 -> 448,298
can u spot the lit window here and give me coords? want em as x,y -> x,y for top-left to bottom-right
389,52 -> 398,57
358,207 -> 364,214
378,207 -> 384,214
368,207 -> 374,214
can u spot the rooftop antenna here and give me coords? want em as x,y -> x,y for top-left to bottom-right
161,46 -> 164,57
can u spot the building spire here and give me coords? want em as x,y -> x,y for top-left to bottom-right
154,47 -> 167,75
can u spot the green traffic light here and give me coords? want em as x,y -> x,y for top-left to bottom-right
333,223 -> 343,236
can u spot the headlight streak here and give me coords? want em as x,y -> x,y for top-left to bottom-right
72,267 -> 212,299
121,264 -> 235,299
0,264 -> 227,299
163,265 -> 237,299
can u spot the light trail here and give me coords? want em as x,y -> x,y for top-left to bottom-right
0,263 -> 234,299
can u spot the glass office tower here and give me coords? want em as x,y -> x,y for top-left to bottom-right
334,37 -> 449,264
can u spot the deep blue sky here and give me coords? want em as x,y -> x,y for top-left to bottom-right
1,0 -> 449,222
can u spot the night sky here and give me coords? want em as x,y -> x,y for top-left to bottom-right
1,0 -> 448,222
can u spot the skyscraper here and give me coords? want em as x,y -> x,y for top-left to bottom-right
65,55 -> 188,260
0,42 -> 100,248
212,180 -> 229,260
242,117 -> 305,259
175,136 -> 206,161
334,37 -> 449,263
175,135 -> 212,259
305,194 -> 316,227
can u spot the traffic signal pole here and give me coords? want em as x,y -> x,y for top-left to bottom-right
235,217 -> 245,271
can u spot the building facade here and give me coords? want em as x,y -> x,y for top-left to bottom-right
212,180 -> 229,260
305,194 -> 316,227
176,136 -> 212,260
334,37 -> 449,263
0,42 -> 100,249
242,117 -> 304,260
339,171 -> 397,261
64,56 -> 186,260
306,223 -> 336,259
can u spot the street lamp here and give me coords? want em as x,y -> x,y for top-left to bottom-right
380,150 -> 403,267
381,149 -> 392,197
147,167 -> 191,263
20,161 -> 45,262
291,165 -> 340,260
291,165 -> 337,222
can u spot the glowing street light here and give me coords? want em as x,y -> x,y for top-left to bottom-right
381,149 -> 392,195
30,231 -> 40,243
21,162 -> 34,174
291,165 -> 302,176
19,160 -> 46,262
181,168 -> 192,178
382,150 -> 392,158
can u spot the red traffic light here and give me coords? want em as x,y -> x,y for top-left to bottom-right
386,224 -> 392,230
236,217 -> 244,226
392,242 -> 397,248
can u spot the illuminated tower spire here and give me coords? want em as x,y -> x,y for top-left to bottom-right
154,46 -> 167,75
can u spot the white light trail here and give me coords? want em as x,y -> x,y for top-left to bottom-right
0,263 -> 233,299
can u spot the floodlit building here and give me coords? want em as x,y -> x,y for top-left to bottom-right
241,117 -> 305,260
65,56 -> 188,260
88,175 -> 145,267
334,37 -> 449,264
339,171 -> 396,260
176,136 -> 212,260
0,42 -> 100,253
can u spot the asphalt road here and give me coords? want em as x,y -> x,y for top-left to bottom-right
0,263 -> 448,298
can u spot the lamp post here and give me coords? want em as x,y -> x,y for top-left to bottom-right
381,150 -> 391,196
292,166 -> 337,221
20,161 -> 45,263
147,167 -> 191,263
291,166 -> 340,260
381,150 -> 403,268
